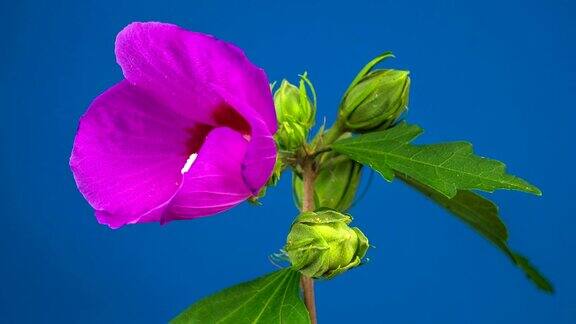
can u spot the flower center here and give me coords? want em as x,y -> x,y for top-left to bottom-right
212,104 -> 252,137
182,103 -> 252,173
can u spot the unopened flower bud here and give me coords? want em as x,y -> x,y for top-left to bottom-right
285,210 -> 369,279
340,69 -> 409,132
273,75 -> 317,150
274,77 -> 315,127
293,147 -> 362,212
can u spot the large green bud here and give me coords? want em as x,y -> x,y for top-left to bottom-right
273,74 -> 316,150
285,210 -> 369,279
339,52 -> 410,132
293,143 -> 362,212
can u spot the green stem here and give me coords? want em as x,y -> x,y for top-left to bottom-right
321,119 -> 346,148
300,160 -> 318,324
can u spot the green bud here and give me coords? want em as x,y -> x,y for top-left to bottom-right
340,69 -> 410,132
285,210 -> 369,279
293,145 -> 362,211
274,74 -> 316,127
275,121 -> 308,150
273,74 -> 317,151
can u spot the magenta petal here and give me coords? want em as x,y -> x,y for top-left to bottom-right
71,22 -> 280,228
241,119 -> 278,193
115,22 -> 277,133
115,21 -> 278,195
70,81 -> 192,228
165,127 -> 252,221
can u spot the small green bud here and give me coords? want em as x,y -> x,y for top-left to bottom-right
275,121 -> 308,150
340,69 -> 410,132
285,210 -> 369,279
293,146 -> 362,212
273,74 -> 317,150
274,77 -> 316,127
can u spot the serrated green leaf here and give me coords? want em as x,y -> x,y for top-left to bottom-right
332,122 -> 541,198
171,269 -> 310,324
397,173 -> 553,293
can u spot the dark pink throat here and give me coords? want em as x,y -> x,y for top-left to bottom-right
185,103 -> 252,154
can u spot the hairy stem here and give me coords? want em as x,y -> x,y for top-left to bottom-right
301,161 -> 316,212
301,160 -> 318,324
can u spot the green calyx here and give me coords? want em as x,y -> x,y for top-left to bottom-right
285,209 -> 369,279
338,53 -> 410,132
276,121 -> 308,151
273,73 -> 317,150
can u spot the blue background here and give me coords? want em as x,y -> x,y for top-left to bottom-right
1,0 -> 575,323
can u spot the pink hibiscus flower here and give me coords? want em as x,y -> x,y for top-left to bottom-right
70,22 -> 277,229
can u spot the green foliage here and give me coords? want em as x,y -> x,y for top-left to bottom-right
330,121 -> 552,292
171,269 -> 310,324
513,253 -> 555,293
397,173 -> 553,292
174,52 -> 553,323
332,122 -> 541,198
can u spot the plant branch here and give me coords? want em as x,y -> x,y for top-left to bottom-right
301,159 -> 318,324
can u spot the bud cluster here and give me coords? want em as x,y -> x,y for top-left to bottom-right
274,53 -> 412,280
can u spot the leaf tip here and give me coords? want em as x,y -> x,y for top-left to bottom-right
513,252 -> 554,294
524,183 -> 543,196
